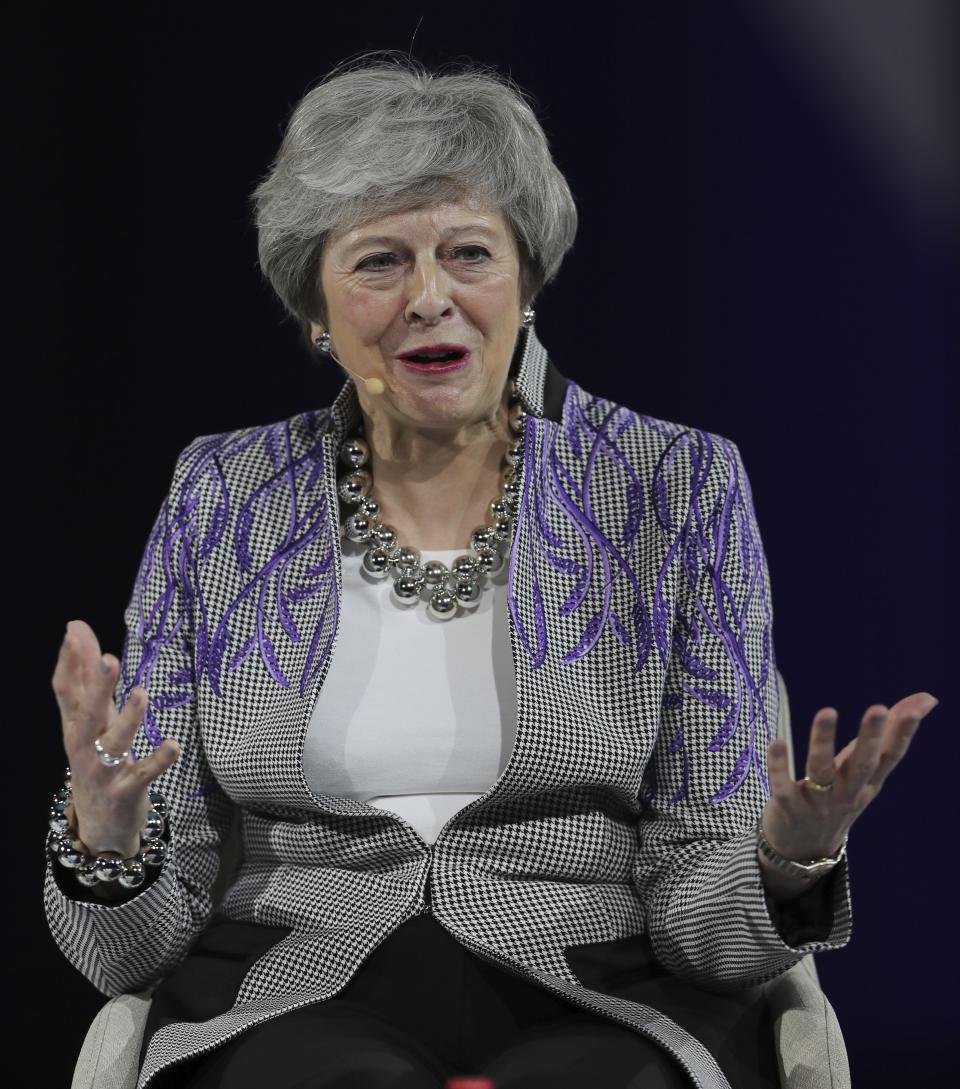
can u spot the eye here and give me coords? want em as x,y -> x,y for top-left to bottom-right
452,245 -> 490,262
356,253 -> 396,271
356,245 -> 491,272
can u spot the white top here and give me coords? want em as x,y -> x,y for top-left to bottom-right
302,539 -> 517,844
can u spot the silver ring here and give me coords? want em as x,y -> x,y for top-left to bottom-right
95,736 -> 130,767
800,775 -> 834,792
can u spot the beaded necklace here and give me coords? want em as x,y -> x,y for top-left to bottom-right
337,381 -> 526,621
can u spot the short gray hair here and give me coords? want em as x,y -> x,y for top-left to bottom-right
249,50 -> 578,354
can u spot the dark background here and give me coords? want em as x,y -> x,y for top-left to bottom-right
13,3 -> 955,1086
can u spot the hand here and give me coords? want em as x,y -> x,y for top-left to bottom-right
761,691 -> 940,864
51,618 -> 181,858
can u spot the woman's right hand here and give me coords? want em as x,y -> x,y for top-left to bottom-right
52,619 -> 181,858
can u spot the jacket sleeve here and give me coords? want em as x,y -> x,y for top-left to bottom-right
42,437 -> 236,998
632,431 -> 852,992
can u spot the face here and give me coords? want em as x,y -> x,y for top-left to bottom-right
311,199 -> 523,434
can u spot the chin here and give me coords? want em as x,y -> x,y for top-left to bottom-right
403,395 -> 497,432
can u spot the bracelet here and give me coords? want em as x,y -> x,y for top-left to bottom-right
46,766 -> 169,890
756,816 -> 847,882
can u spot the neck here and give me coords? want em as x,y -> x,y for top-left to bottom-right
357,401 -> 514,551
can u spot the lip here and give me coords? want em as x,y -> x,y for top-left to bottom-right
397,343 -> 469,359
396,345 -> 472,375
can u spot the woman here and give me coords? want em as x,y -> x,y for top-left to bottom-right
45,53 -> 937,1089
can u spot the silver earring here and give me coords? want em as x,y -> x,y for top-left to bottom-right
521,307 -> 535,329
314,331 -> 331,353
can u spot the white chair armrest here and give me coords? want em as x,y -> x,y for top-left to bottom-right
71,988 -> 154,1089
766,954 -> 851,1089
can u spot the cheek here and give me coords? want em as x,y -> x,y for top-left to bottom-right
476,286 -> 520,334
339,293 -> 393,339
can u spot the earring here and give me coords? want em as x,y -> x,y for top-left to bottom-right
521,307 -> 535,329
314,331 -> 331,353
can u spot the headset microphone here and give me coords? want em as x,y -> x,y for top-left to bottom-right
330,351 -> 385,396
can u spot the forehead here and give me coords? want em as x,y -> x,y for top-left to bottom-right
328,201 -> 511,252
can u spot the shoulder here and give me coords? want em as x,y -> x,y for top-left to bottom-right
549,376 -> 745,508
168,406 -> 334,488
155,408 -> 336,553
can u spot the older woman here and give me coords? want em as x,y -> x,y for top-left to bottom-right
46,53 -> 937,1089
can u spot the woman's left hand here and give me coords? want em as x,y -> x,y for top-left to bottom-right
762,690 -> 940,864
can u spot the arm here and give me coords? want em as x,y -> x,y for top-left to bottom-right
43,439 -> 236,997
632,432 -> 852,992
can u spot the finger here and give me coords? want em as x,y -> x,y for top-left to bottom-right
839,706 -> 888,795
88,650 -> 129,736
888,691 -> 940,722
53,630 -> 96,742
92,651 -> 119,718
867,711 -> 925,791
93,678 -> 157,768
833,736 -> 859,772
99,651 -> 118,689
65,620 -> 104,692
67,618 -> 104,661
93,684 -> 140,757
84,708 -> 180,798
61,633 -> 114,747
139,738 -> 182,780
117,736 -> 182,790
51,629 -> 80,718
767,739 -> 795,796
805,709 -> 839,786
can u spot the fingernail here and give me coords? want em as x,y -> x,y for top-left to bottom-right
924,695 -> 940,712
100,656 -> 111,675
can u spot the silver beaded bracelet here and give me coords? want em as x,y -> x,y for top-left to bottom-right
46,766 -> 169,890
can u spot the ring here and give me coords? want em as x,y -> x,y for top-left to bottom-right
95,736 -> 130,767
800,775 -> 834,792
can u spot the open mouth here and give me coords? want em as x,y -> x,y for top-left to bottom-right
401,350 -> 467,364
398,349 -> 471,373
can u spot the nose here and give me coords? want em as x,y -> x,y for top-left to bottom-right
404,255 -> 454,325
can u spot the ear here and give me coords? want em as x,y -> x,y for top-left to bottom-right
308,321 -> 325,342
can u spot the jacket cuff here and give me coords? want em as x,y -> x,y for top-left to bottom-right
43,846 -> 178,942
742,828 -> 853,954
47,848 -> 164,905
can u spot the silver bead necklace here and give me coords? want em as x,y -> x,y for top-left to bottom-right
337,381 -> 527,621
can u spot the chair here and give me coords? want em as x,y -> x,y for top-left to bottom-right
71,670 -> 850,1089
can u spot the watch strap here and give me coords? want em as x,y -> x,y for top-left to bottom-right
756,818 -> 848,880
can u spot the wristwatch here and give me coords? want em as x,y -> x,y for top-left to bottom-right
756,818 -> 848,881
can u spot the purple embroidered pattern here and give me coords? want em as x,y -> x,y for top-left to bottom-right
118,411 -> 341,760
509,382 -> 774,806
508,387 -> 661,672
202,423 -> 340,700
680,430 -> 775,803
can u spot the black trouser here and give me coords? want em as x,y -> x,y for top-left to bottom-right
148,913 -> 691,1088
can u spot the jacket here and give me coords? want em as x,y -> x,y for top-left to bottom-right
43,325 -> 853,1088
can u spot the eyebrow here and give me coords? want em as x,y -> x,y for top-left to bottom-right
342,223 -> 498,254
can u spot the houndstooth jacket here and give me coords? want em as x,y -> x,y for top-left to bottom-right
44,324 -> 852,1089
